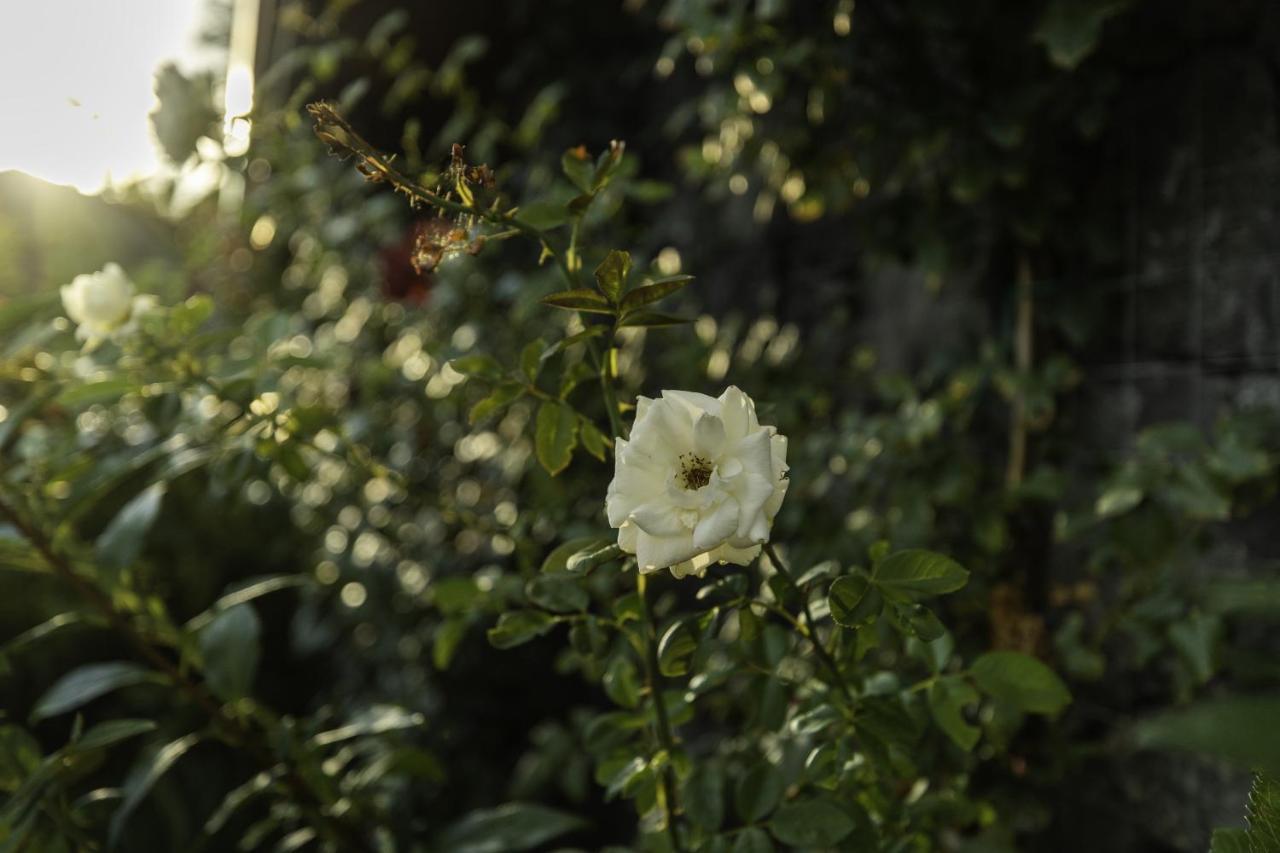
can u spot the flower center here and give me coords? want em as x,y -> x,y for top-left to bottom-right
677,453 -> 713,490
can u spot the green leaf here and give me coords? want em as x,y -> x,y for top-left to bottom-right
31,662 -> 156,721
109,733 -> 203,846
535,401 -> 579,475
657,619 -> 698,677
619,276 -> 694,312
448,354 -> 503,380
541,536 -> 614,573
828,575 -> 881,627
433,618 -> 467,670
520,338 -> 546,382
185,574 -> 308,632
56,379 -> 139,407
0,725 -> 40,791
515,201 -> 570,231
735,760 -> 784,823
769,799 -> 856,846
732,827 -> 775,853
682,764 -> 724,830
874,550 -> 969,600
1168,611 -> 1218,685
603,655 -> 641,709
539,327 -> 607,366
1210,828 -> 1250,853
970,651 -> 1071,714
1033,0 -> 1128,70
73,719 -> 158,752
593,250 -> 631,303
1247,772 -> 1280,851
437,802 -> 586,853
928,677 -> 981,751
96,482 -> 166,570
1,612 -> 88,658
487,611 -> 556,650
199,604 -> 261,701
539,288 -> 615,315
469,383 -> 524,425
311,705 -> 425,746
899,604 -> 946,642
526,574 -> 589,613
579,418 -> 609,461
1131,697 -> 1280,774
561,148 -> 595,193
1095,485 -> 1142,518
617,310 -> 692,329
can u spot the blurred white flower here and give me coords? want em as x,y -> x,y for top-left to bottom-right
606,386 -> 788,579
61,263 -> 154,347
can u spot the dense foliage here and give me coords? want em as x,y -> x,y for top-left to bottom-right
1,1 -> 1278,851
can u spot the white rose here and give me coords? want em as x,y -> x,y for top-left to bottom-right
606,386 -> 788,579
61,263 -> 151,346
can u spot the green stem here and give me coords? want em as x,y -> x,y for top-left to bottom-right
636,571 -> 684,852
594,328 -> 626,442
764,543 -> 854,705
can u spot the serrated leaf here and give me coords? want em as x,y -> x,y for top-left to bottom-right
31,662 -> 156,721
594,250 -> 631,303
198,604 -> 261,701
96,482 -> 166,571
874,550 -> 969,600
539,289 -> 615,315
487,611 -> 556,650
620,276 -> 694,312
618,310 -> 691,329
970,651 -> 1071,714
535,401 -> 579,475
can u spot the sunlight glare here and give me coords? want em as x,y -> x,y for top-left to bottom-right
0,0 -> 210,194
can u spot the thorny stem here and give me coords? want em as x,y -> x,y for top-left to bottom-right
0,492 -> 373,852
764,543 -> 855,705
636,571 -> 685,853
307,101 -> 578,290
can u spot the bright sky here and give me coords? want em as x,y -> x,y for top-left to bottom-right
0,0 -> 215,194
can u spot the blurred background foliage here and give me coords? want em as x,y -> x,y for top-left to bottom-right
2,0 -> 1279,851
